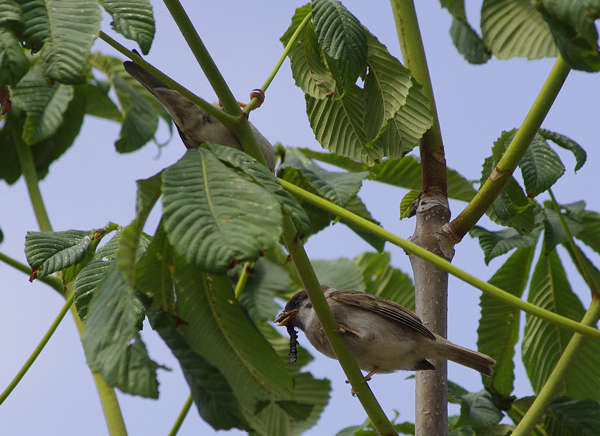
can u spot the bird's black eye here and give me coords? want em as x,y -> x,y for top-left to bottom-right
293,298 -> 303,308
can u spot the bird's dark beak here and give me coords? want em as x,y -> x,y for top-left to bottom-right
275,309 -> 298,326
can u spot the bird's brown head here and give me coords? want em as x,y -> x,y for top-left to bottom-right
275,290 -> 310,328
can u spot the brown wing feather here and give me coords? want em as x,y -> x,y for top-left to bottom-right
328,290 -> 436,340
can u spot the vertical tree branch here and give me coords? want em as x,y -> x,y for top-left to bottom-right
390,1 -> 450,435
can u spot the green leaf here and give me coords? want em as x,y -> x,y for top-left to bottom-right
82,262 -> 159,397
80,81 -> 122,122
341,195 -> 385,252
549,396 -> 600,435
364,33 -> 433,158
481,0 -> 559,60
311,0 -> 367,92
0,26 -> 30,87
306,84 -> 381,164
492,178 -> 530,221
162,149 -> 283,274
134,222 -> 175,311
172,261 -> 296,435
10,61 -> 74,145
400,190 -> 420,220
576,208 -> 600,255
88,52 -> 160,153
286,372 -> 330,435
25,227 -> 101,278
543,206 -> 584,252
299,149 -> 477,202
538,129 -> 587,172
280,147 -> 368,207
523,249 -> 600,401
477,247 -> 535,396
470,208 -> 542,264
454,389 -> 503,428
281,4 -> 336,99
449,16 -> 492,65
289,257 -> 365,295
0,0 -> 22,27
519,134 -> 565,197
143,300 -> 250,430
0,110 -> 26,185
354,251 -> 415,310
19,0 -> 50,46
535,1 -> 600,72
74,228 -> 143,322
205,142 -> 311,237
39,0 -> 102,84
102,0 -> 155,55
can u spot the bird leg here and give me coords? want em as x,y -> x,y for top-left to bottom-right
335,323 -> 364,338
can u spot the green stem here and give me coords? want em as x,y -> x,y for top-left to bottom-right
390,0 -> 446,194
279,178 -> 600,342
280,216 -> 397,436
14,133 -> 52,232
0,251 -> 62,293
234,262 -> 251,299
160,0 -> 269,169
243,11 -> 312,114
98,32 -> 232,130
549,189 -> 600,297
0,292 -> 74,404
511,298 -> 600,436
168,394 -> 193,436
451,56 -> 571,239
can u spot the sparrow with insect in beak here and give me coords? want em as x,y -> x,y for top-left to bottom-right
123,61 -> 276,171
275,286 -> 496,379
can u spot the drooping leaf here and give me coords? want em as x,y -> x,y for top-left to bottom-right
80,81 -> 122,122
171,261 -> 297,435
299,149 -> 477,202
311,0 -> 367,93
25,226 -> 110,278
280,4 -> 335,99
306,83 -> 381,164
39,0 -> 102,84
354,251 -> 415,310
364,32 -> 433,158
453,389 -> 504,428
279,147 -> 368,207
205,143 -> 311,237
162,149 -> 283,274
88,52 -> 160,153
102,0 -> 155,55
576,208 -> 600,256
470,208 -> 542,264
478,247 -> 535,397
519,134 -> 565,197
535,0 -> 600,72
543,206 -> 584,252
523,248 -> 600,402
538,129 -> 587,172
400,190 -> 420,220
548,396 -> 600,435
0,26 -> 30,87
341,195 -> 385,252
449,16 -> 492,65
289,257 -> 365,295
143,300 -> 250,430
481,0 -> 559,60
82,262 -> 159,397
10,61 -> 74,145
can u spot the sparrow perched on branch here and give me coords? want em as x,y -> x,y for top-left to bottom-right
276,286 -> 496,378
123,61 -> 276,171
